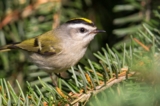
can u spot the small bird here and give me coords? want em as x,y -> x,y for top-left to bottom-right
0,18 -> 105,85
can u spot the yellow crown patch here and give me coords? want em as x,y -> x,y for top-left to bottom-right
70,18 -> 93,24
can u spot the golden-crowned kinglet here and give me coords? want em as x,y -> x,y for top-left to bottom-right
0,18 -> 105,83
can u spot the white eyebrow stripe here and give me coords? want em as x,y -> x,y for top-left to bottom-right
68,24 -> 96,29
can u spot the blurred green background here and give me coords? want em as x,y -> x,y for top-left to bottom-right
0,0 -> 158,89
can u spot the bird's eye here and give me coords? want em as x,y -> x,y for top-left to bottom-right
79,28 -> 87,33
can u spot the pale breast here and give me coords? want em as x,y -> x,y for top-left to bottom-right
29,44 -> 87,73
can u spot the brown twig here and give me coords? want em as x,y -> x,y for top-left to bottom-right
71,72 -> 135,105
0,0 -> 61,29
133,38 -> 150,51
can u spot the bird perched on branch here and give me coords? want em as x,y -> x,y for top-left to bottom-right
0,18 -> 105,90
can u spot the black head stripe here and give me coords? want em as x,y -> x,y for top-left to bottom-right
66,19 -> 95,27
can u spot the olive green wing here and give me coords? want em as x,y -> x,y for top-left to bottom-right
0,31 -> 61,55
17,31 -> 61,55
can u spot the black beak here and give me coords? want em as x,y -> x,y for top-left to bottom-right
93,29 -> 106,33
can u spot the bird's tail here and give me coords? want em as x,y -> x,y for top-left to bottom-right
0,43 -> 19,52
